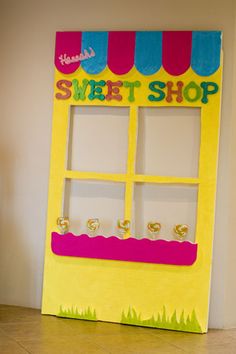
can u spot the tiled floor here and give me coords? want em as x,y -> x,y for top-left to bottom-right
0,305 -> 236,354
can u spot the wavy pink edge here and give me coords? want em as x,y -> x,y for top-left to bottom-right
51,232 -> 198,266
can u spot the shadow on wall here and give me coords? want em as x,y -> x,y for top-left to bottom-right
0,145 -> 33,306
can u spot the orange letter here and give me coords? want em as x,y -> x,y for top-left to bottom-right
55,80 -> 72,100
166,81 -> 183,103
106,80 -> 123,101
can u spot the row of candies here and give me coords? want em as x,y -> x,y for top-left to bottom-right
56,217 -> 189,241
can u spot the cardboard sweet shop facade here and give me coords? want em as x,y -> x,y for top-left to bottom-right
42,31 -> 223,333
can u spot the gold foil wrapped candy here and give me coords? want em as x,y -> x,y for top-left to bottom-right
147,221 -> 161,239
173,224 -> 189,241
57,217 -> 69,234
117,219 -> 130,236
87,218 -> 100,235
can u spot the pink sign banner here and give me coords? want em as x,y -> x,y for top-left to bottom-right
51,232 -> 198,266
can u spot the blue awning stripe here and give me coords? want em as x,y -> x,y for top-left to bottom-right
191,31 -> 222,76
135,31 -> 163,75
81,31 -> 108,74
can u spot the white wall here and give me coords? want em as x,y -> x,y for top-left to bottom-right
0,0 -> 236,328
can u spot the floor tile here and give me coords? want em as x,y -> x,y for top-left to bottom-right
1,305 -> 236,354
222,328 -> 236,339
0,305 -> 41,324
184,342 -> 236,354
88,333 -> 186,354
0,316 -> 77,341
63,317 -> 153,337
19,337 -> 110,354
148,327 -> 236,351
0,340 -> 29,354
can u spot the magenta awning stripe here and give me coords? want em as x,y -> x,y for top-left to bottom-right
55,32 -> 82,74
162,31 -> 192,76
107,31 -> 136,75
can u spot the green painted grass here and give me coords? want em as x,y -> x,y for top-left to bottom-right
58,306 -> 97,321
58,305 -> 202,332
121,307 -> 202,333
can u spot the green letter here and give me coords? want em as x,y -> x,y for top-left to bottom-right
148,81 -> 166,101
88,80 -> 106,101
201,82 -> 219,104
183,81 -> 202,102
72,79 -> 89,101
123,81 -> 141,102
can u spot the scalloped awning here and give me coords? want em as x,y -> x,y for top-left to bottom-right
55,31 -> 222,77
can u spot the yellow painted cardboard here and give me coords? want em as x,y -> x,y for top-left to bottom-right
42,55 -> 222,332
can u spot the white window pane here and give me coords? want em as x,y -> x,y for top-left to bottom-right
136,107 -> 201,177
133,183 -> 198,242
63,179 -> 125,237
67,106 -> 129,173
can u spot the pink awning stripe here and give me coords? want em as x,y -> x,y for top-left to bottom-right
107,31 -> 136,75
162,31 -> 192,76
55,32 -> 82,74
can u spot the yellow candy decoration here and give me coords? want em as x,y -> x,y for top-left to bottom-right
57,217 -> 69,234
147,222 -> 161,239
87,218 -> 100,234
173,224 -> 189,241
147,222 -> 161,233
117,219 -> 130,236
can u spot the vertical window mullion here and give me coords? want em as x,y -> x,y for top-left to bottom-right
124,106 -> 138,238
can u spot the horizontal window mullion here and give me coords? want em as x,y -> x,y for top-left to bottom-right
134,174 -> 200,184
65,170 -> 127,182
